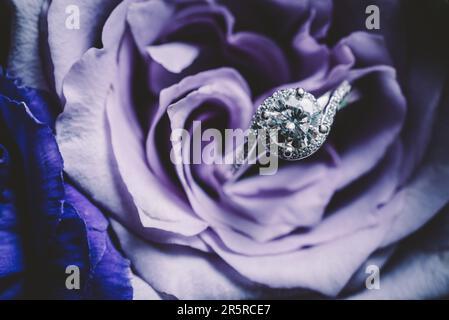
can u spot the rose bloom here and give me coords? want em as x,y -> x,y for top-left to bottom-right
1,0 -> 449,299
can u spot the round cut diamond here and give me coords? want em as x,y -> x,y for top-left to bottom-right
254,89 -> 326,160
248,82 -> 350,162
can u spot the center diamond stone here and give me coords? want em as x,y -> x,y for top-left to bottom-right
253,88 -> 325,160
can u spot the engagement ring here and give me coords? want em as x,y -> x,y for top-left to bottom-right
226,81 -> 352,181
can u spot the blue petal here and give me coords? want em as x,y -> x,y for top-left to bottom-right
0,72 -> 132,299
0,68 -> 58,126
0,145 -> 25,299
65,184 -> 133,300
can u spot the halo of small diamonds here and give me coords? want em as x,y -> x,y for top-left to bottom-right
250,82 -> 350,161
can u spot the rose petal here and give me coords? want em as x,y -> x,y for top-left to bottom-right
56,1 -> 134,226
1,79 -> 133,298
220,0 -> 332,40
0,145 -> 24,299
350,205 -> 449,299
47,0 -> 122,96
199,141 -> 403,290
201,225 -> 385,297
147,42 -> 199,73
64,184 -> 134,299
106,33 -> 207,235
131,274 -> 161,300
7,0 -> 48,89
135,3 -> 290,95
126,0 -> 174,51
380,83 -> 449,247
111,219 -> 267,299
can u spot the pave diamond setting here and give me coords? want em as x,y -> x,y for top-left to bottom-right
250,83 -> 350,161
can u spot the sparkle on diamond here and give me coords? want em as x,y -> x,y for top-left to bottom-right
254,89 -> 325,160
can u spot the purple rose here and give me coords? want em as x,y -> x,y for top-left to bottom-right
4,0 -> 449,299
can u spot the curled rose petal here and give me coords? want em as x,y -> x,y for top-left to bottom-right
46,0 -> 122,97
147,42 -> 200,74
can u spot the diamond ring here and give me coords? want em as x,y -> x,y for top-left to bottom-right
225,81 -> 351,181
